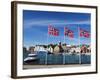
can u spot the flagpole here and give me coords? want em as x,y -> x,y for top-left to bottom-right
63,27 -> 65,65
45,27 -> 48,65
78,26 -> 81,64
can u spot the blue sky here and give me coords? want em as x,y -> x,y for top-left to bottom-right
23,10 -> 91,48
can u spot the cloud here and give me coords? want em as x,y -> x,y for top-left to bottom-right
24,19 -> 90,28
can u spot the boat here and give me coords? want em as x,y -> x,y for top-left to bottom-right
24,53 -> 39,63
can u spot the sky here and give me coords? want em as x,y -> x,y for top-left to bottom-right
23,10 -> 91,48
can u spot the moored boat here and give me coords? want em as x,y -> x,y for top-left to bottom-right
24,53 -> 39,63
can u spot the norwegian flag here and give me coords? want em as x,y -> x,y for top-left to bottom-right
80,28 -> 90,38
64,27 -> 74,38
48,25 -> 59,36
48,25 -> 54,35
54,28 -> 59,36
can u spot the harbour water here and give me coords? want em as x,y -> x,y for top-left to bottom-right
23,51 -> 91,65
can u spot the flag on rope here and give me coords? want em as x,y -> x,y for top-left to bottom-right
48,25 -> 59,36
80,28 -> 90,38
64,27 -> 74,38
